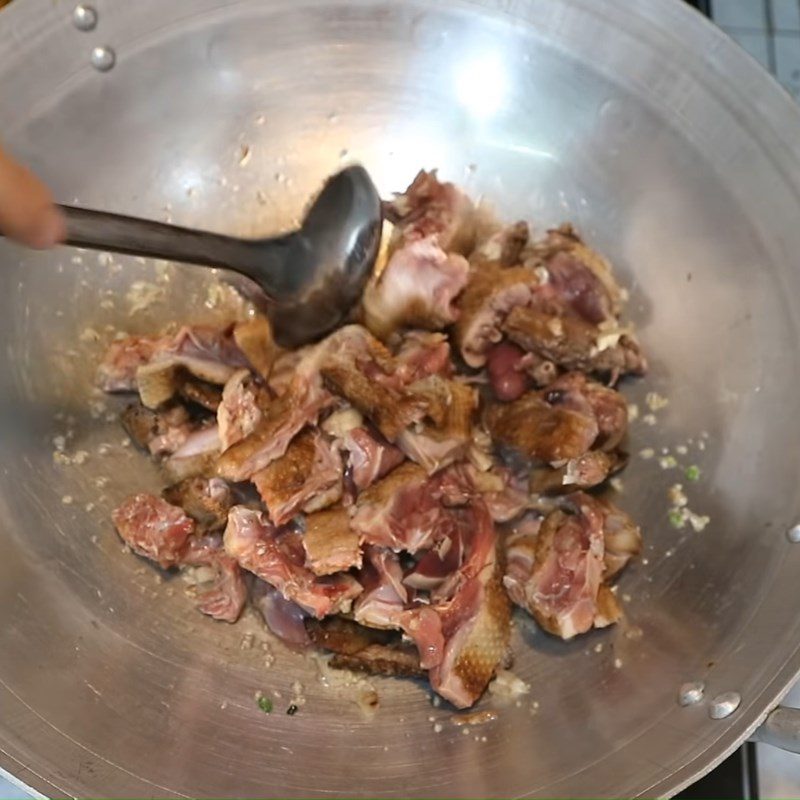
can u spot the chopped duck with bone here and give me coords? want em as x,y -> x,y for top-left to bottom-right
98,170 -> 648,709
111,491 -> 246,622
503,492 -> 632,640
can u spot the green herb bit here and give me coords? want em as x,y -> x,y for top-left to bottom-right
668,509 -> 685,529
685,465 -> 701,482
257,695 -> 273,713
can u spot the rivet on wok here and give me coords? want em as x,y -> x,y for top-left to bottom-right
72,4 -> 98,32
90,46 -> 115,72
709,691 -> 741,719
787,523 -> 800,543
678,681 -> 705,706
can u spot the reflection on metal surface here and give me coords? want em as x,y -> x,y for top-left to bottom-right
453,53 -> 509,118
72,4 -> 97,32
710,693 -> 743,720
679,681 -> 706,707
89,45 -> 115,72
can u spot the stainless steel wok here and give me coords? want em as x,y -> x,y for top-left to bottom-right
3,0 -> 800,796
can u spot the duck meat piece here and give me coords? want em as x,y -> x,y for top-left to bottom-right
385,169 -> 476,255
473,467 -> 530,523
403,512 -> 465,594
502,305 -> 647,379
112,493 -> 195,568
251,429 -> 343,525
340,427 -> 405,493
354,546 -> 408,629
306,617 -> 424,678
321,406 -> 404,496
453,265 -> 542,368
302,506 -> 362,577
393,331 -> 453,385
97,334 -> 167,392
545,372 -> 628,452
599,498 -> 642,579
321,362 -> 427,442
362,237 -> 469,338
397,378 -> 477,473
163,424 -> 221,482
134,324 -> 253,408
401,499 -> 510,708
503,492 -> 615,639
351,462 -> 445,553
530,450 -> 626,495
251,579 -> 310,647
121,402 -> 193,458
216,373 -> 331,482
223,506 -> 361,618
540,250 -> 616,326
179,533 -> 247,623
302,325 -> 428,442
217,369 -> 270,452
529,224 -> 624,321
470,221 -> 530,268
434,462 -> 529,523
162,477 -> 233,533
486,341 -> 532,402
518,351 -> 559,388
177,378 -> 222,412
486,391 -> 599,463
232,316 -> 277,379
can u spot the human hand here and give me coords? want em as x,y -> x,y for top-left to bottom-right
0,146 -> 65,248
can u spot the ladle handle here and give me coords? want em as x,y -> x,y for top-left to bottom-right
57,204 -> 271,279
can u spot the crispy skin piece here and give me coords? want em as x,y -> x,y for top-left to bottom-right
162,477 -> 233,533
400,499 -> 511,708
233,317 -> 277,379
321,364 -> 426,442
306,617 -> 424,678
545,372 -> 628,453
434,562 -> 511,706
302,507 -> 362,576
252,430 -> 342,525
486,392 -> 598,463
121,402 -> 192,456
599,498 -> 642,579
178,378 -> 222,411
503,306 -> 646,378
595,584 -> 622,628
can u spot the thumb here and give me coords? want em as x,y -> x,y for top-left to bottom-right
0,146 -> 65,249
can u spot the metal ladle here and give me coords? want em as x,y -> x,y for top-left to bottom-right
56,165 -> 382,347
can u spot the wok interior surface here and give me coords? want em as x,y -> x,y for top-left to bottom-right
3,0 -> 800,797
